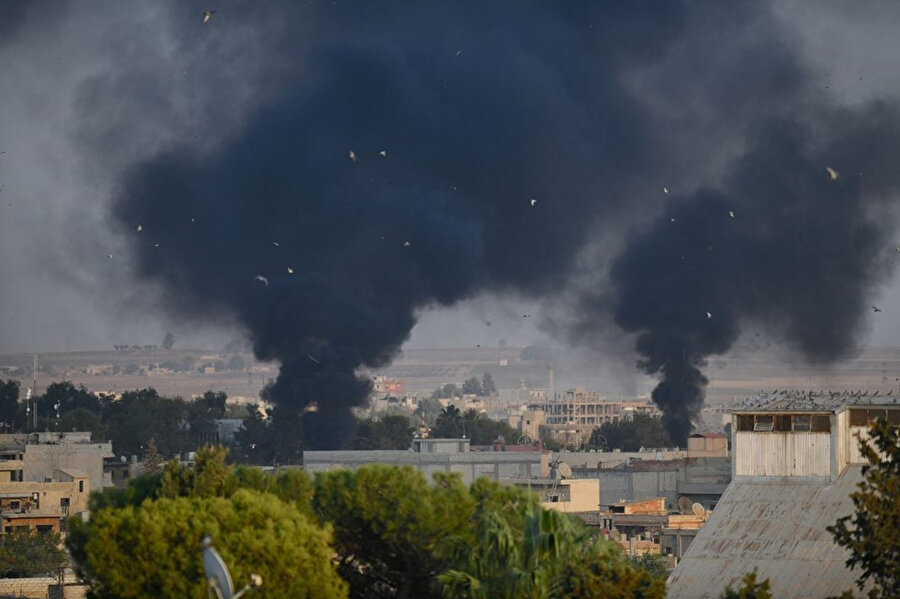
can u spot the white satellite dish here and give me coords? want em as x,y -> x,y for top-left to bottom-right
201,536 -> 263,599
557,462 -> 572,479
691,502 -> 706,516
202,537 -> 234,599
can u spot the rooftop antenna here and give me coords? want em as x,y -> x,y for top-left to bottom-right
201,536 -> 262,599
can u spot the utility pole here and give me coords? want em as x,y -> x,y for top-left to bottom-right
32,355 -> 38,431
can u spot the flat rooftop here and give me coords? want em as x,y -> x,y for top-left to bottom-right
733,390 -> 900,413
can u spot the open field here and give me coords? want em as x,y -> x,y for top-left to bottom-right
3,346 -> 900,407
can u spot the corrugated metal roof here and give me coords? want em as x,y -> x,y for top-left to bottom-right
732,390 -> 900,413
667,466 -> 871,599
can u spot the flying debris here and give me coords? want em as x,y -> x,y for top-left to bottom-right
663,187 -> 670,194
706,311 -> 712,319
522,314 -> 531,318
306,353 -> 320,364
272,241 -> 280,248
484,320 -> 492,326
873,306 -> 882,312
379,150 -> 387,158
530,198 -> 538,206
136,225 -> 142,232
154,243 -> 160,248
456,50 -> 462,56
202,10 -> 216,24
403,241 -> 411,247
348,149 -> 358,162
826,166 -> 840,181
287,267 -> 294,274
106,254 -> 113,259
254,275 -> 269,286
670,218 -> 676,223
728,211 -> 735,218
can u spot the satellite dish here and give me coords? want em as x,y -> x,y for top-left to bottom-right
678,496 -> 692,515
692,502 -> 706,516
202,536 -> 235,599
557,462 -> 572,479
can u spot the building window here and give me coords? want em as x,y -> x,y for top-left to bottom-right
850,408 -> 894,426
811,415 -> 831,432
753,415 -> 774,432
849,409 -> 867,426
792,415 -> 811,432
79,480 -> 84,493
774,415 -> 792,432
737,415 -> 754,431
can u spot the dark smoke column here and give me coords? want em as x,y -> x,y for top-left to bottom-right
611,110 -> 900,445
110,2 -> 682,448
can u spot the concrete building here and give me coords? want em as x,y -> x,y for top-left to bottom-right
0,458 -> 89,534
508,389 -> 658,447
505,477 -> 600,513
685,432 -> 728,458
668,392 -> 890,598
0,432 -> 114,492
303,438 -> 548,484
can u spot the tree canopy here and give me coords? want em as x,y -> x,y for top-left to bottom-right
589,413 -> 672,451
70,456 -> 664,599
828,417 -> 900,597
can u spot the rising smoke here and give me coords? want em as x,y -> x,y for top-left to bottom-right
100,1 -> 900,447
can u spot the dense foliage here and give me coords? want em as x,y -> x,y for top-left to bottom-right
588,413 -> 673,451
431,406 -> 518,444
69,448 -> 662,599
0,529 -> 66,578
828,417 -> 900,598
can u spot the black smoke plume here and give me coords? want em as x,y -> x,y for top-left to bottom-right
111,2 -> 684,448
106,1 -> 900,447
611,109 -> 900,442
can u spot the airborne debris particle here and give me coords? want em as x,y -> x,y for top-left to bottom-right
202,10 -> 216,24
348,149 -> 357,162
254,275 -> 269,286
826,166 -> 840,180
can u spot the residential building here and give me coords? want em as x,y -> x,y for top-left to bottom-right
668,392 -> 891,598
0,459 -> 89,534
508,389 -> 658,447
303,437 -> 548,484
0,432 -> 115,492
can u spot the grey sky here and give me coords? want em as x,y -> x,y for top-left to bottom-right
1,0 -> 900,365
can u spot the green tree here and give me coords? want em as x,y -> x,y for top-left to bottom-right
142,437 -> 166,476
828,417 -> 900,597
442,504 -> 664,599
719,570 -> 772,599
314,465 -> 474,598
39,381 -> 101,415
0,378 -> 19,429
628,553 -> 670,584
160,445 -> 232,499
433,405 -> 464,437
0,528 -> 66,577
415,397 -> 444,427
590,413 -> 672,452
352,414 -> 414,449
71,490 -> 347,599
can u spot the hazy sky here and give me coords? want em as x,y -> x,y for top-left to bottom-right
2,0 -> 900,363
